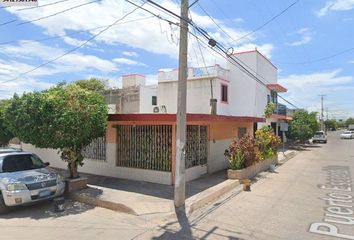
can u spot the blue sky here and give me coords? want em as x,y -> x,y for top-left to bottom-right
0,0 -> 353,119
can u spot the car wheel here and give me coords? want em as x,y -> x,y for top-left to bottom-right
0,193 -> 9,214
324,140 -> 327,144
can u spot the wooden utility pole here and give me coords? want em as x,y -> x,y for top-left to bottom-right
174,0 -> 188,207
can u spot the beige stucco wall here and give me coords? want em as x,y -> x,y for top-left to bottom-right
21,142 -> 172,185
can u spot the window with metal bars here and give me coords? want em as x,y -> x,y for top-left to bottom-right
82,136 -> 106,161
185,125 -> 208,168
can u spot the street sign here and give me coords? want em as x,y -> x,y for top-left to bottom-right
280,122 -> 289,132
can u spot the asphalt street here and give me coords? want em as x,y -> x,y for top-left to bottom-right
142,131 -> 354,239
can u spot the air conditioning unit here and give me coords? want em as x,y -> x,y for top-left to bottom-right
153,106 -> 160,113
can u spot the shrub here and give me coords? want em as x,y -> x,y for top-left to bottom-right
256,126 -> 281,160
225,135 -> 261,169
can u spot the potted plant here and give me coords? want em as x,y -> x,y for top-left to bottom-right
225,136 -> 261,180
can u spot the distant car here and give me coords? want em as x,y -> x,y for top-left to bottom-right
313,131 -> 327,143
340,131 -> 354,139
0,152 -> 65,214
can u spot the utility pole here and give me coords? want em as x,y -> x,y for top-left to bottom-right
175,0 -> 188,208
319,94 -> 326,131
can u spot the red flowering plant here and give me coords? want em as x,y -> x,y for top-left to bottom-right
225,135 -> 262,169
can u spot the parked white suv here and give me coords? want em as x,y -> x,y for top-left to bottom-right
313,131 -> 327,144
0,152 -> 65,213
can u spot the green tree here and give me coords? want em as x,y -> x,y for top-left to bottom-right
324,119 -> 337,131
0,99 -> 14,146
4,84 -> 108,178
264,102 -> 275,118
345,117 -> 354,127
288,110 -> 319,142
73,78 -> 108,92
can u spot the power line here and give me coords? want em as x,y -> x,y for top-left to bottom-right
16,0 -> 70,11
142,0 -> 300,109
280,46 -> 354,64
227,0 -> 299,45
188,28 -> 299,109
0,15 -> 155,45
0,0 -> 101,27
17,0 -> 102,26
0,3 -> 144,86
196,2 -> 237,45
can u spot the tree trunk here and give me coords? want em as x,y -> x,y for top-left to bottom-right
69,161 -> 79,179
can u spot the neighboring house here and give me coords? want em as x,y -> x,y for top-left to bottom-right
22,49 -> 291,185
103,74 -> 157,114
228,50 -> 292,137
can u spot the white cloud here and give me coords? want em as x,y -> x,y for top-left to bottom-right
4,0 -> 256,59
0,41 -> 118,74
287,28 -> 313,46
278,69 -> 354,115
122,51 -> 138,57
316,0 -> 354,16
113,57 -> 146,66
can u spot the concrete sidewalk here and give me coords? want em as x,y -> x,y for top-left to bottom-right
68,149 -> 298,216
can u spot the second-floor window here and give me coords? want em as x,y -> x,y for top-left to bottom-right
221,84 -> 228,103
152,96 -> 157,105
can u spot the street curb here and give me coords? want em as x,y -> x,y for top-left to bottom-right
186,179 -> 241,215
278,150 -> 298,165
70,190 -> 138,216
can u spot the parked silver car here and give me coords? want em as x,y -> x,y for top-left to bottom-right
0,152 -> 65,213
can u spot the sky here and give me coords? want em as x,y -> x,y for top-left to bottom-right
0,0 -> 353,119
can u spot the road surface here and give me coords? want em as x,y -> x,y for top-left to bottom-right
142,131 -> 354,239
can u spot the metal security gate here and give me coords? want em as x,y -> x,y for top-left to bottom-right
116,125 -> 172,171
82,136 -> 106,161
186,125 -> 208,168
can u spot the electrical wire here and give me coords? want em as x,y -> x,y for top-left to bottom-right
280,46 -> 354,64
0,0 -> 101,27
227,0 -> 299,45
16,0 -> 102,26
16,0 -> 70,11
0,16 -> 155,45
0,2 -> 145,86
139,0 -> 300,109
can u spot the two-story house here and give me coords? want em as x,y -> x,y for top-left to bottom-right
22,50 -> 290,185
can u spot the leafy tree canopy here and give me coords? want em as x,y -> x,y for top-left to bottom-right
0,99 -> 14,146
324,119 -> 337,130
4,84 -> 107,178
73,78 -> 108,92
345,117 -> 354,127
288,110 -> 319,142
264,102 -> 275,118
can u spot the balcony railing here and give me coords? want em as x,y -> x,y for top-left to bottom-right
158,65 -> 230,82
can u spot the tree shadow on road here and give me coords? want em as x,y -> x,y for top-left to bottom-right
0,198 -> 94,220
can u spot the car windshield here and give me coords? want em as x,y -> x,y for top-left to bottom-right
344,131 -> 352,134
1,154 -> 45,173
315,132 -> 324,136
